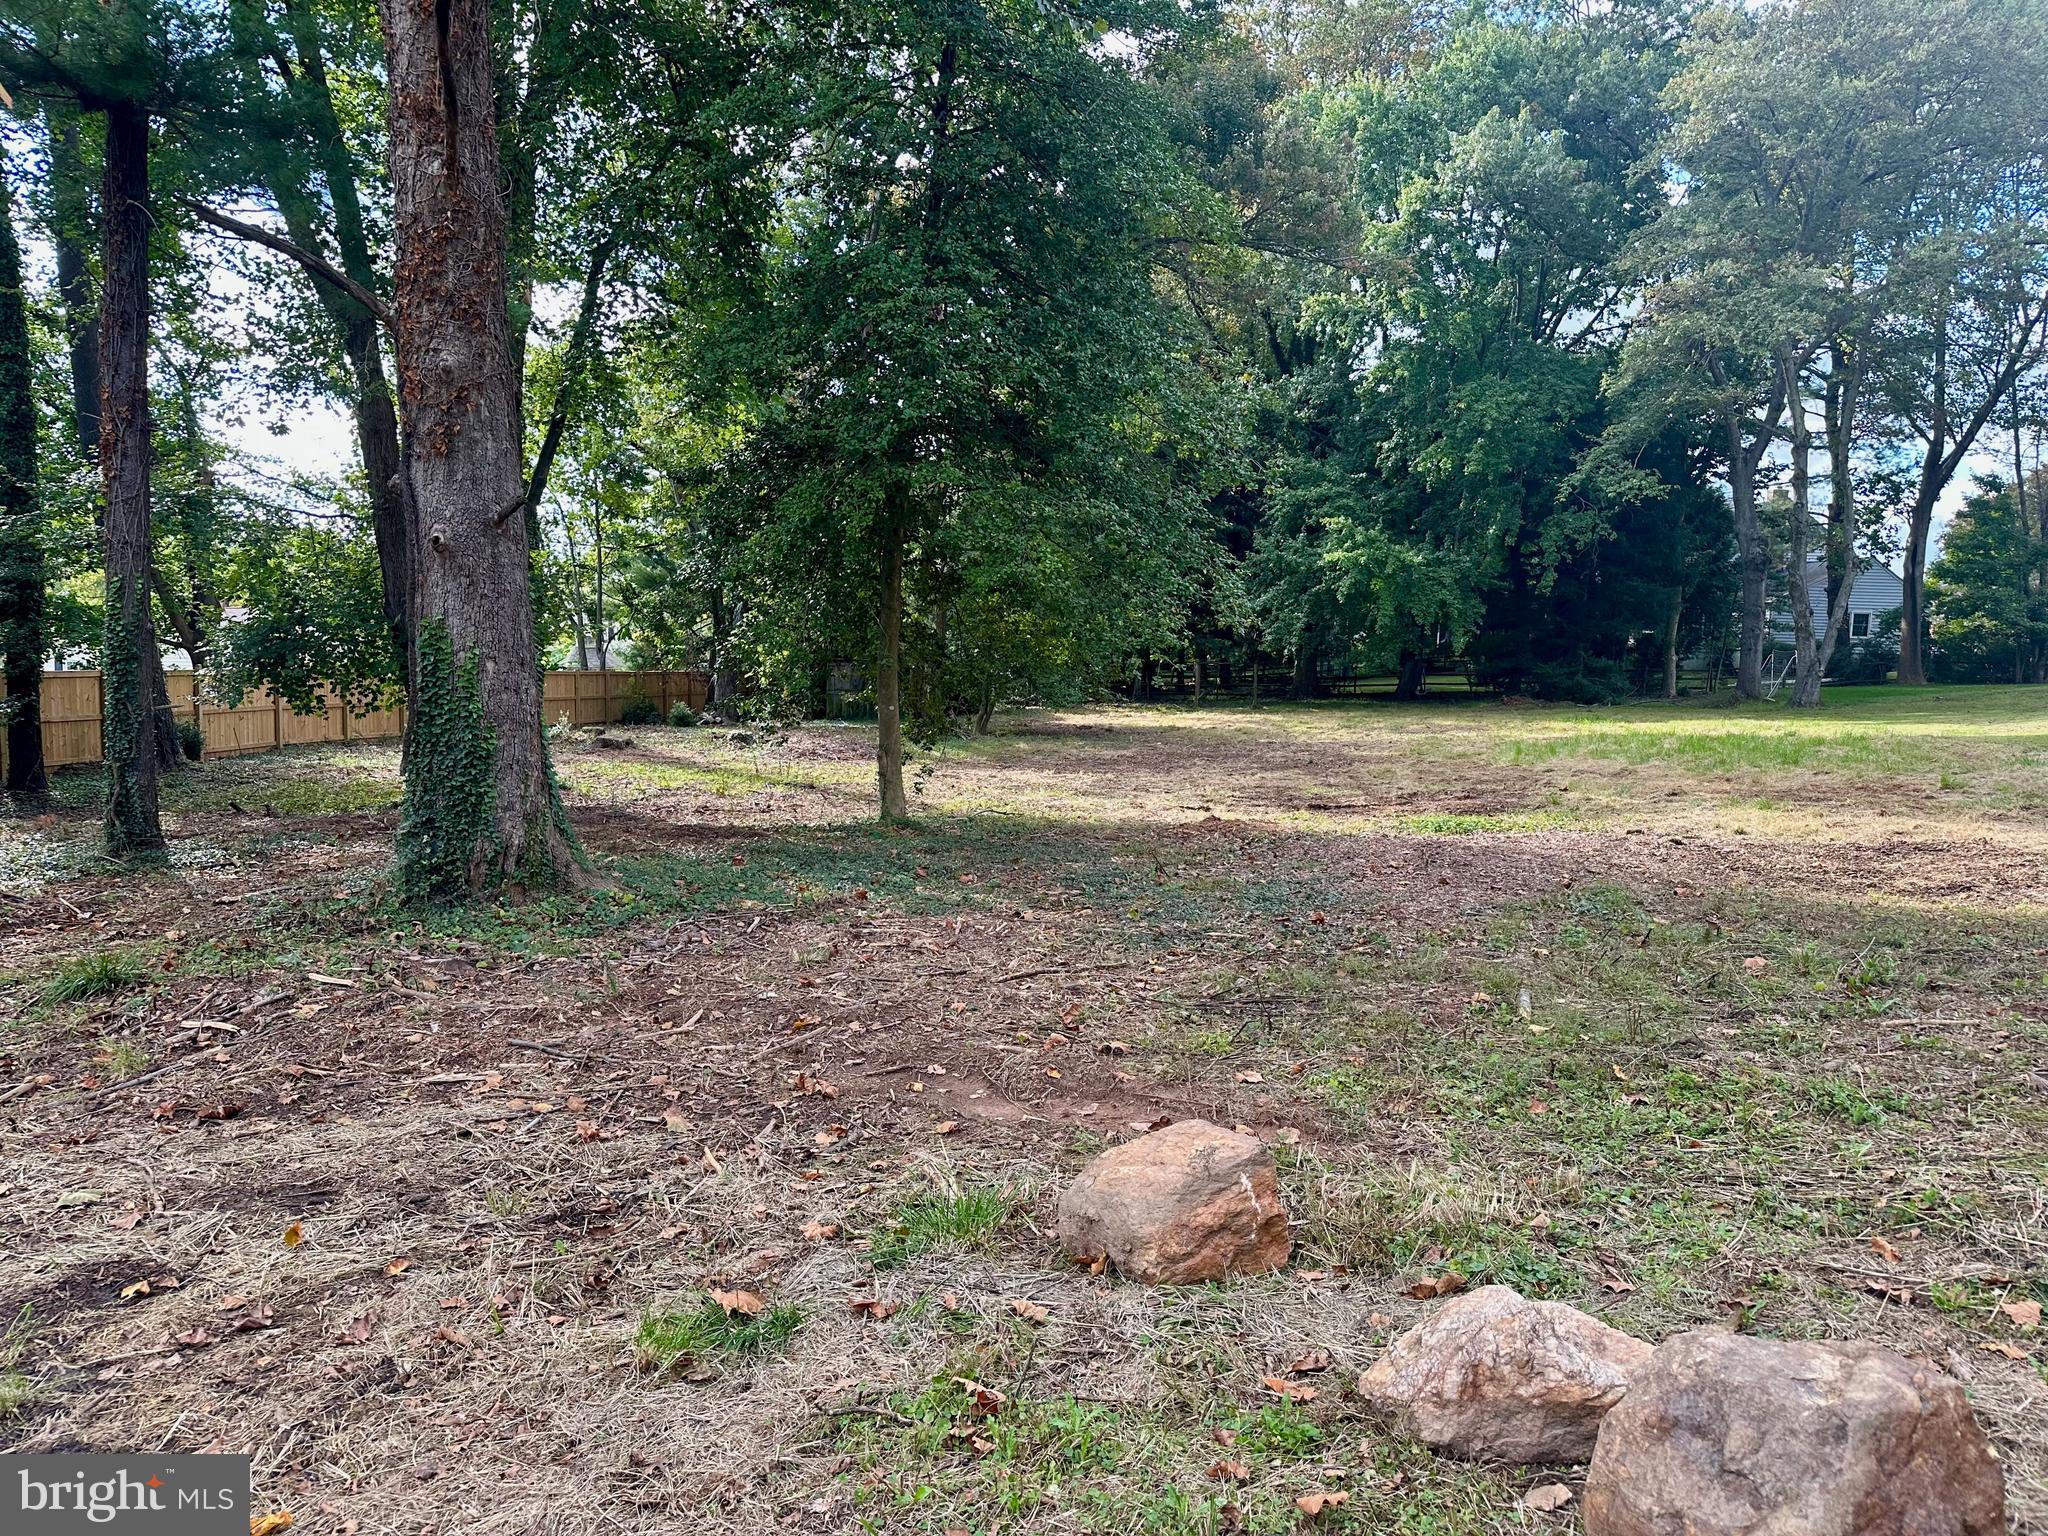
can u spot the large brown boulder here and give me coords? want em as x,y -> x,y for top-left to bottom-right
1055,1120 -> 1290,1284
1357,1285 -> 1651,1463
1583,1330 -> 2006,1536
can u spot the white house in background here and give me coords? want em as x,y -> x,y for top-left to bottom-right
1767,556 -> 1904,674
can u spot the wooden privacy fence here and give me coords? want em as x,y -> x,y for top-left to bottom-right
1,668 -> 711,774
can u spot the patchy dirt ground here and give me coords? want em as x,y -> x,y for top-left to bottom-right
3,689 -> 2046,1535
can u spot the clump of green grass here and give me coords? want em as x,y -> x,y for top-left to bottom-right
870,1188 -> 1008,1269
39,949 -> 149,1006
1394,810 -> 1572,835
102,1041 -> 148,1081
634,1299 -> 803,1370
0,1307 -> 37,1420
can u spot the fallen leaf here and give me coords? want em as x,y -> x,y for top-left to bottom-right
1286,1349 -> 1332,1374
1008,1298 -> 1049,1324
336,1314 -> 377,1345
663,1106 -> 691,1133
1869,1233 -> 1901,1265
1206,1460 -> 1250,1483
1260,1375 -> 1317,1402
938,1292 -> 960,1311
801,1221 -> 841,1242
250,1513 -> 295,1536
1295,1491 -> 1347,1518
174,1328 -> 216,1348
283,1220 -> 304,1249
1522,1483 -> 1573,1512
229,1302 -> 276,1332
848,1297 -> 898,1320
384,1257 -> 413,1277
1981,1340 -> 2029,1360
1404,1272 -> 1467,1300
1999,1299 -> 2041,1330
1742,956 -> 1770,975
708,1287 -> 765,1317
952,1376 -> 1007,1416
935,1120 -> 964,1135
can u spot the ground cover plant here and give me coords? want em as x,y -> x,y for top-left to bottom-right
2,692 -> 2045,1533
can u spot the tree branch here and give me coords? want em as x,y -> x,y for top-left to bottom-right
177,199 -> 394,328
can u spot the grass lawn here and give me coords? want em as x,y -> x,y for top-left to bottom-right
2,686 -> 2045,1534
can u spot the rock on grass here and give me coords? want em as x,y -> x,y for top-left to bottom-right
1055,1119 -> 1290,1285
1583,1330 -> 2006,1536
1357,1284 -> 1651,1464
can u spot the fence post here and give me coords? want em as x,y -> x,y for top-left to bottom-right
273,689 -> 284,753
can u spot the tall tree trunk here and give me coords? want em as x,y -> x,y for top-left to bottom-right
98,103 -> 165,858
1727,414 -> 1767,702
1,164 -> 48,802
1394,649 -> 1425,700
47,108 -> 100,463
53,105 -> 179,773
1715,361 -> 1787,703
1289,641 -> 1316,700
383,0 -> 580,900
1784,352 -> 1824,708
1898,502 -> 1933,685
875,493 -> 909,821
1663,588 -> 1682,700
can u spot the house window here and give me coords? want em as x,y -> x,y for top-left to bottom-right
1851,612 -> 1871,639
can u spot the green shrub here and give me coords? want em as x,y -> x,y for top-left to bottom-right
667,701 -> 699,728
618,694 -> 662,727
176,719 -> 205,761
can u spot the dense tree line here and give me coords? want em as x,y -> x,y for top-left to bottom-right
0,0 -> 2045,888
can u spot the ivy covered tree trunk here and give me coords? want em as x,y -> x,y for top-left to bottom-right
383,0 -> 580,900
0,161 -> 48,803
874,497 -> 910,821
98,102 -> 164,858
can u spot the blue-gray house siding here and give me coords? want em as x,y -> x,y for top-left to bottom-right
1771,558 -> 1904,644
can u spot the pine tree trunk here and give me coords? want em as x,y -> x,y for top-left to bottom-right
0,164 -> 47,802
98,103 -> 164,859
383,0 -> 580,900
47,108 -> 100,465
875,497 -> 909,821
53,106 -> 179,775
